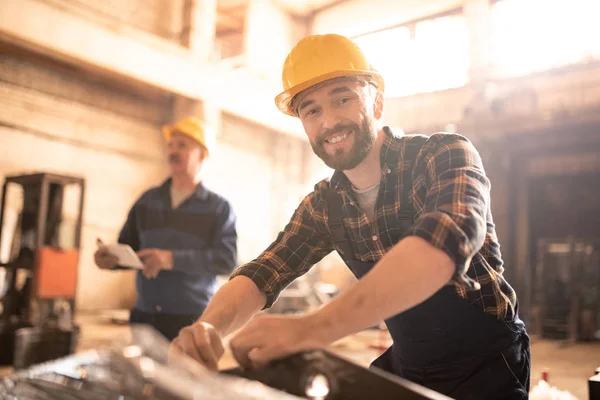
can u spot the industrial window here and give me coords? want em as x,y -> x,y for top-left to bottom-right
353,14 -> 470,98
491,0 -> 600,77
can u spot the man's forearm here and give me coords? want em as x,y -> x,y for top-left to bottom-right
199,276 -> 267,337
307,236 -> 456,344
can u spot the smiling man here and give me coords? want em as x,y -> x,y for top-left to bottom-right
172,35 -> 530,399
94,117 -> 237,341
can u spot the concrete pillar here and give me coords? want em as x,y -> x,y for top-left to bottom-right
202,101 -> 222,138
244,0 -> 305,79
464,0 -> 493,83
183,0 -> 218,62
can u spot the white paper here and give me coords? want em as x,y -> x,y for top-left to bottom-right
103,244 -> 144,269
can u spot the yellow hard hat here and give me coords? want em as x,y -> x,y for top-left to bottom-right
275,34 -> 385,117
162,117 -> 215,155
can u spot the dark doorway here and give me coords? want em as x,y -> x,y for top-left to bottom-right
529,173 -> 600,242
528,172 -> 600,339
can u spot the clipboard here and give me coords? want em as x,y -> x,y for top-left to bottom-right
101,243 -> 144,269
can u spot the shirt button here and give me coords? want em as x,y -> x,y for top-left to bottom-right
387,168 -> 392,174
156,305 -> 162,312
372,235 -> 378,241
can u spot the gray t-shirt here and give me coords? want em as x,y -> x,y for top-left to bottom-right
352,182 -> 380,221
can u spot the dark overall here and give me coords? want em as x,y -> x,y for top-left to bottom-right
326,144 -> 530,399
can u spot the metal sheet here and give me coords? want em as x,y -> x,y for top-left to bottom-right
0,326 -> 301,400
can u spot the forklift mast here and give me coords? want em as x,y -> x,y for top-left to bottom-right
0,172 -> 85,367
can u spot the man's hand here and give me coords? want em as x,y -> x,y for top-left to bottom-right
137,248 -> 173,279
94,247 -> 119,270
170,321 -> 224,371
229,314 -> 329,370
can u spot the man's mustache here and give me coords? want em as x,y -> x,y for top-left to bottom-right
168,154 -> 181,163
317,124 -> 357,145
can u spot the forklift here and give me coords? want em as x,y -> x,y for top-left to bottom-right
0,173 -> 85,369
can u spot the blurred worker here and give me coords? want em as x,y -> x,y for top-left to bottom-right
172,35 -> 530,399
94,117 -> 237,341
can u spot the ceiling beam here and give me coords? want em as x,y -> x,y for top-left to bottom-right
350,6 -> 464,39
216,27 -> 243,36
217,4 -> 247,15
311,0 -> 354,15
216,12 -> 244,28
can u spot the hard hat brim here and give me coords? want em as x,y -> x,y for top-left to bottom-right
161,124 -> 211,155
275,69 -> 385,117
162,124 -> 176,142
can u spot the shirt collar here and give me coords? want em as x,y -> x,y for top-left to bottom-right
329,126 -> 403,192
161,178 -> 209,201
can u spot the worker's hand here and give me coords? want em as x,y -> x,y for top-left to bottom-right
170,321 -> 224,371
137,248 -> 173,279
229,314 -> 327,370
94,247 -> 119,270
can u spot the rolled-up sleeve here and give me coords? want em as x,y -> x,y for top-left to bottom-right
230,189 -> 334,308
409,135 -> 490,285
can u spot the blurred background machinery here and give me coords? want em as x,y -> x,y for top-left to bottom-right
532,237 -> 600,342
0,173 -> 85,369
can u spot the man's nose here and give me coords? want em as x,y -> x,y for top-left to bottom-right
320,107 -> 340,131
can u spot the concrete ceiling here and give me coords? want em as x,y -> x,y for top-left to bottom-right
216,0 -> 463,36
312,0 -> 464,38
216,0 -> 348,35
216,0 -> 246,35
273,0 -> 349,15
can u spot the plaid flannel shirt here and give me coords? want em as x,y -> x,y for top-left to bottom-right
231,127 -> 518,322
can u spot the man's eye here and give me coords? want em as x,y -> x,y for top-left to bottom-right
304,108 -> 319,117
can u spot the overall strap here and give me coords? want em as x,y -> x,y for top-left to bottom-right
326,189 -> 354,263
398,135 -> 428,224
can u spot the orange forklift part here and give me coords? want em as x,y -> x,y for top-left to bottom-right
35,247 -> 79,299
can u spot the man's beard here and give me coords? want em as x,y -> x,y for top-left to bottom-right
311,119 -> 376,171
168,153 -> 181,163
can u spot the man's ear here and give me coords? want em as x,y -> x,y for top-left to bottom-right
373,90 -> 384,120
199,147 -> 208,162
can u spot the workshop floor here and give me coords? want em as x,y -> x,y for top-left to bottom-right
1,311 -> 598,399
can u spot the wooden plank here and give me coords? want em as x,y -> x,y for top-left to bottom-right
47,0 -> 185,43
0,53 -> 172,125
0,82 -> 166,161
